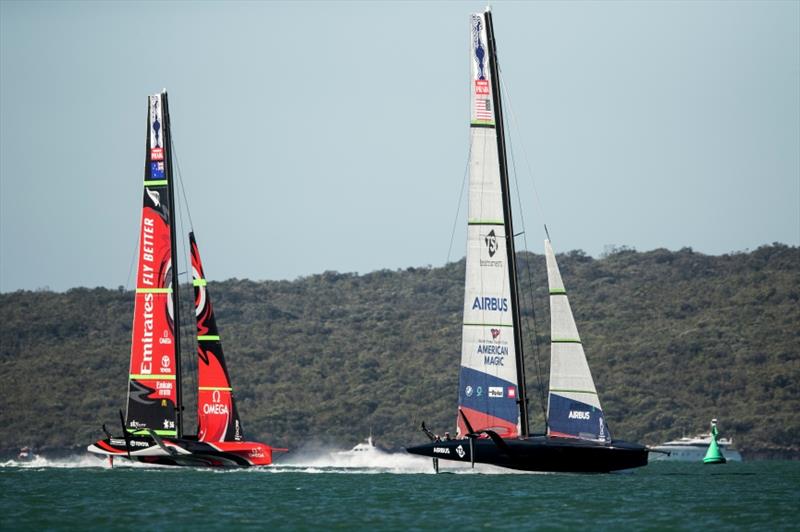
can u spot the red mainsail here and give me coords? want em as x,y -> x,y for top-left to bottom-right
125,92 -> 179,436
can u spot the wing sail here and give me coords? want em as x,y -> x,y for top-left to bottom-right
125,92 -> 178,437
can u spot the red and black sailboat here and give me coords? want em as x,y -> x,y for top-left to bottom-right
88,90 -> 283,467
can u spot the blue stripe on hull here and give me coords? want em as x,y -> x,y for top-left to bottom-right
458,366 -> 518,424
548,394 -> 611,441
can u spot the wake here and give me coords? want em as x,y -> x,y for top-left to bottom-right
1,448 -> 533,474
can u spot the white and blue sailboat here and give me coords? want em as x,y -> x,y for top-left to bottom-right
407,8 -> 649,473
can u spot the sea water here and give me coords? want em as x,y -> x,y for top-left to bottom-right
1,450 -> 798,530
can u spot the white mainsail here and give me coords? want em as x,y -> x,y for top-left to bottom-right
545,239 -> 610,441
456,12 -> 520,438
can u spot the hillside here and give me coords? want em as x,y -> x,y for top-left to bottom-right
0,244 -> 798,458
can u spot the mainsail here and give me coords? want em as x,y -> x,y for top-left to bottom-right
191,232 -> 243,442
125,92 -> 179,437
545,239 -> 610,441
457,11 -> 523,438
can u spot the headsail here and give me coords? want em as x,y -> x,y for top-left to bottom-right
191,232 -> 243,442
125,92 -> 179,437
545,240 -> 610,441
457,11 -> 521,438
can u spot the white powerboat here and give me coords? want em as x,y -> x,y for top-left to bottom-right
652,431 -> 742,461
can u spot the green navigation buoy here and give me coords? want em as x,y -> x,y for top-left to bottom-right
703,418 -> 727,464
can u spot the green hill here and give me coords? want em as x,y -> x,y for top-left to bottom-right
1,244 -> 797,458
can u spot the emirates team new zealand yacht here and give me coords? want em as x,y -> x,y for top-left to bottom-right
406,9 -> 649,473
88,91 -> 284,467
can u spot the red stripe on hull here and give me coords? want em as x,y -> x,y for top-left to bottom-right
95,440 -> 127,454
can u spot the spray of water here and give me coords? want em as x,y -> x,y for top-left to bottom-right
2,446 -> 544,474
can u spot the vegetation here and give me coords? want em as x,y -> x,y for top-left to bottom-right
1,244 -> 797,457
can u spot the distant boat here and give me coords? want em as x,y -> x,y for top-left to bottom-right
87,91 -> 285,467
406,8 -> 649,473
16,446 -> 37,462
652,421 -> 742,462
337,435 -> 378,457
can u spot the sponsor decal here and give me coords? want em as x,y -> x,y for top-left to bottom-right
156,380 -> 173,397
162,419 -> 175,429
471,14 -> 487,81
249,447 -> 265,458
150,147 -> 164,161
568,410 -> 591,420
203,403 -> 229,414
480,229 -> 502,267
484,230 -> 497,257
159,330 -> 172,345
203,389 -> 230,415
161,355 -> 170,369
474,79 -> 489,95
491,328 -> 501,339
111,438 -> 150,448
477,344 -> 508,356
508,387 -> 516,399
139,291 -> 155,374
488,386 -> 503,398
476,386 -> 483,397
433,447 -> 450,455
150,161 -> 165,179
456,445 -> 466,458
472,296 -> 508,312
465,385 -> 473,398
478,335 -> 509,366
140,216 -> 156,286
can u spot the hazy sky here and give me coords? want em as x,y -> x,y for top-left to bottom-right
1,1 -> 798,292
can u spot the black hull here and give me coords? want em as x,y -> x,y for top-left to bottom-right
88,434 -> 276,467
407,436 -> 649,473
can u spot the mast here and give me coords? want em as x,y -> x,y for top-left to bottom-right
162,90 -> 184,438
483,9 -> 529,437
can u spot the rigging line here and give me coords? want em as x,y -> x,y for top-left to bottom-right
171,133 -> 198,415
125,230 -> 140,292
499,72 -> 548,234
171,136 -> 195,233
446,129 -> 472,265
503,85 -> 549,426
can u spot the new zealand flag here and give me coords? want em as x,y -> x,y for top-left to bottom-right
150,161 -> 165,179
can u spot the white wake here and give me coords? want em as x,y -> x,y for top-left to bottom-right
1,447 -> 531,474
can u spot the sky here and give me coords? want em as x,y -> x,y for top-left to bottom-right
1,0 -> 798,292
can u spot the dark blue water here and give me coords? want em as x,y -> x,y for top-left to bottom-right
2,456 -> 797,530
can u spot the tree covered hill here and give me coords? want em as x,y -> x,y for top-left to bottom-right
1,244 -> 797,457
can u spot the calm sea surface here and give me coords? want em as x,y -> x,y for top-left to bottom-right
1,454 -> 798,530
